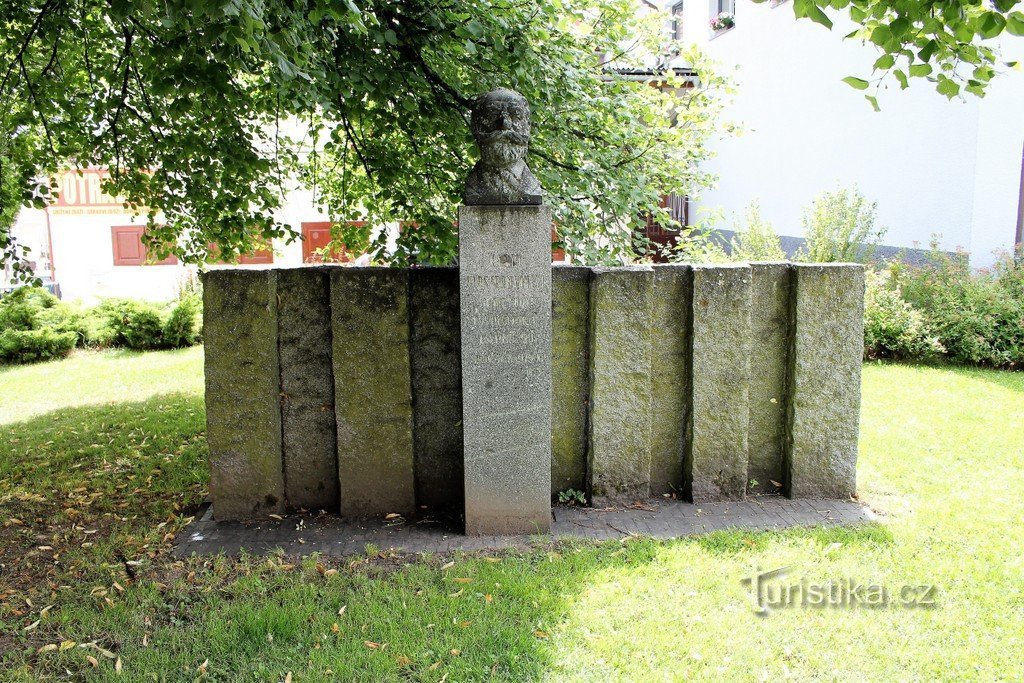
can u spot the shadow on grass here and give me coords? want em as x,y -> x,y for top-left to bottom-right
2,393 -> 888,681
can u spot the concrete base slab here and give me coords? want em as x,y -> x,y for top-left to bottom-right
176,497 -> 874,557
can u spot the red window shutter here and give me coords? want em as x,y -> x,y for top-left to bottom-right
238,248 -> 274,264
112,226 -> 145,265
112,225 -> 178,266
301,222 -> 353,263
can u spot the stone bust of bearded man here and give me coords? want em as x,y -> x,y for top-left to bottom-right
463,88 -> 543,205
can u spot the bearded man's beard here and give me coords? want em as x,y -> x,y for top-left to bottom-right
479,130 -> 528,167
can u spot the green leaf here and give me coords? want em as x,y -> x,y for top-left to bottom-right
936,77 -> 960,98
864,94 -> 880,111
1006,12 -> 1024,36
894,69 -> 909,89
842,76 -> 871,90
908,63 -> 932,77
978,12 -> 1007,39
869,24 -> 892,47
873,54 -> 895,70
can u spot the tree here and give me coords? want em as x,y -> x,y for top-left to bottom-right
0,0 -> 730,276
769,0 -> 1024,106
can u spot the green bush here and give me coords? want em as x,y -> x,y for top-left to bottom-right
729,201 -> 786,261
863,268 -> 943,360
895,246 -> 1024,368
97,299 -> 166,350
797,188 -> 887,263
0,302 -> 37,331
0,328 -> 77,364
0,286 -> 204,364
162,296 -> 201,348
35,304 -> 89,347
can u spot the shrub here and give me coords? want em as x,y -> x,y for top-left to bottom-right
797,188 -> 887,263
0,328 -> 77,364
863,268 -> 943,360
896,246 -> 1024,368
162,296 -> 201,348
97,299 -> 167,350
35,304 -> 89,347
0,302 -> 36,331
729,201 -> 786,261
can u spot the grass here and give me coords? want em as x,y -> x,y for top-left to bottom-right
1,350 -> 1022,681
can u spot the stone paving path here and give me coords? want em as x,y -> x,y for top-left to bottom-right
175,496 -> 874,557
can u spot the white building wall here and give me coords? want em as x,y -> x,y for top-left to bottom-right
678,0 -> 1022,266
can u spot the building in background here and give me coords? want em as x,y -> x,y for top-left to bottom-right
667,0 -> 1024,267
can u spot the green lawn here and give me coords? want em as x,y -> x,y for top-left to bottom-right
1,349 -> 1022,681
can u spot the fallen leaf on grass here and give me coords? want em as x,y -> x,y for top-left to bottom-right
23,620 -> 40,632
452,577 -> 473,584
59,640 -> 76,651
338,605 -> 346,616
115,656 -> 122,672
534,630 -> 549,639
449,648 -> 461,656
448,589 -> 464,598
395,656 -> 413,666
331,623 -> 340,634
87,655 -> 98,668
483,557 -> 501,563
37,644 -> 58,654
485,594 -> 493,604
197,659 -> 209,673
428,661 -> 441,671
269,514 -> 284,520
364,641 -> 382,649
440,561 -> 455,570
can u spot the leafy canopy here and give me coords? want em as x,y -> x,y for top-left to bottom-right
0,0 -> 730,274
768,0 -> 1024,107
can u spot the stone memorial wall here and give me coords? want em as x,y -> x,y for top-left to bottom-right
203,262 -> 864,522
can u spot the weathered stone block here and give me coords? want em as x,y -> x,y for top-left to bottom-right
786,264 -> 864,499
650,264 -> 691,497
409,267 -> 463,512
203,270 -> 284,520
687,264 -> 752,502
747,263 -> 791,495
277,268 -> 338,511
460,205 -> 552,535
551,266 -> 590,497
588,266 -> 654,505
331,268 -> 416,516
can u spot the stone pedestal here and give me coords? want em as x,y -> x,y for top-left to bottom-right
459,205 -> 552,535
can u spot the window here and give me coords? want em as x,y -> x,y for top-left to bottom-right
111,226 -> 177,266
301,222 -> 354,263
709,0 -> 736,32
671,1 -> 685,40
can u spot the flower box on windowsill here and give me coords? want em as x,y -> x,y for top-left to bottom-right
709,12 -> 735,32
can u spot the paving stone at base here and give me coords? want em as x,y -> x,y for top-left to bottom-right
747,263 -> 791,495
551,266 -> 591,497
787,264 -> 864,499
203,270 -> 284,521
650,265 -> 691,496
278,268 -> 338,511
687,264 -> 752,503
587,267 -> 655,505
331,268 -> 416,516
409,267 -> 464,512
175,497 -> 873,557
